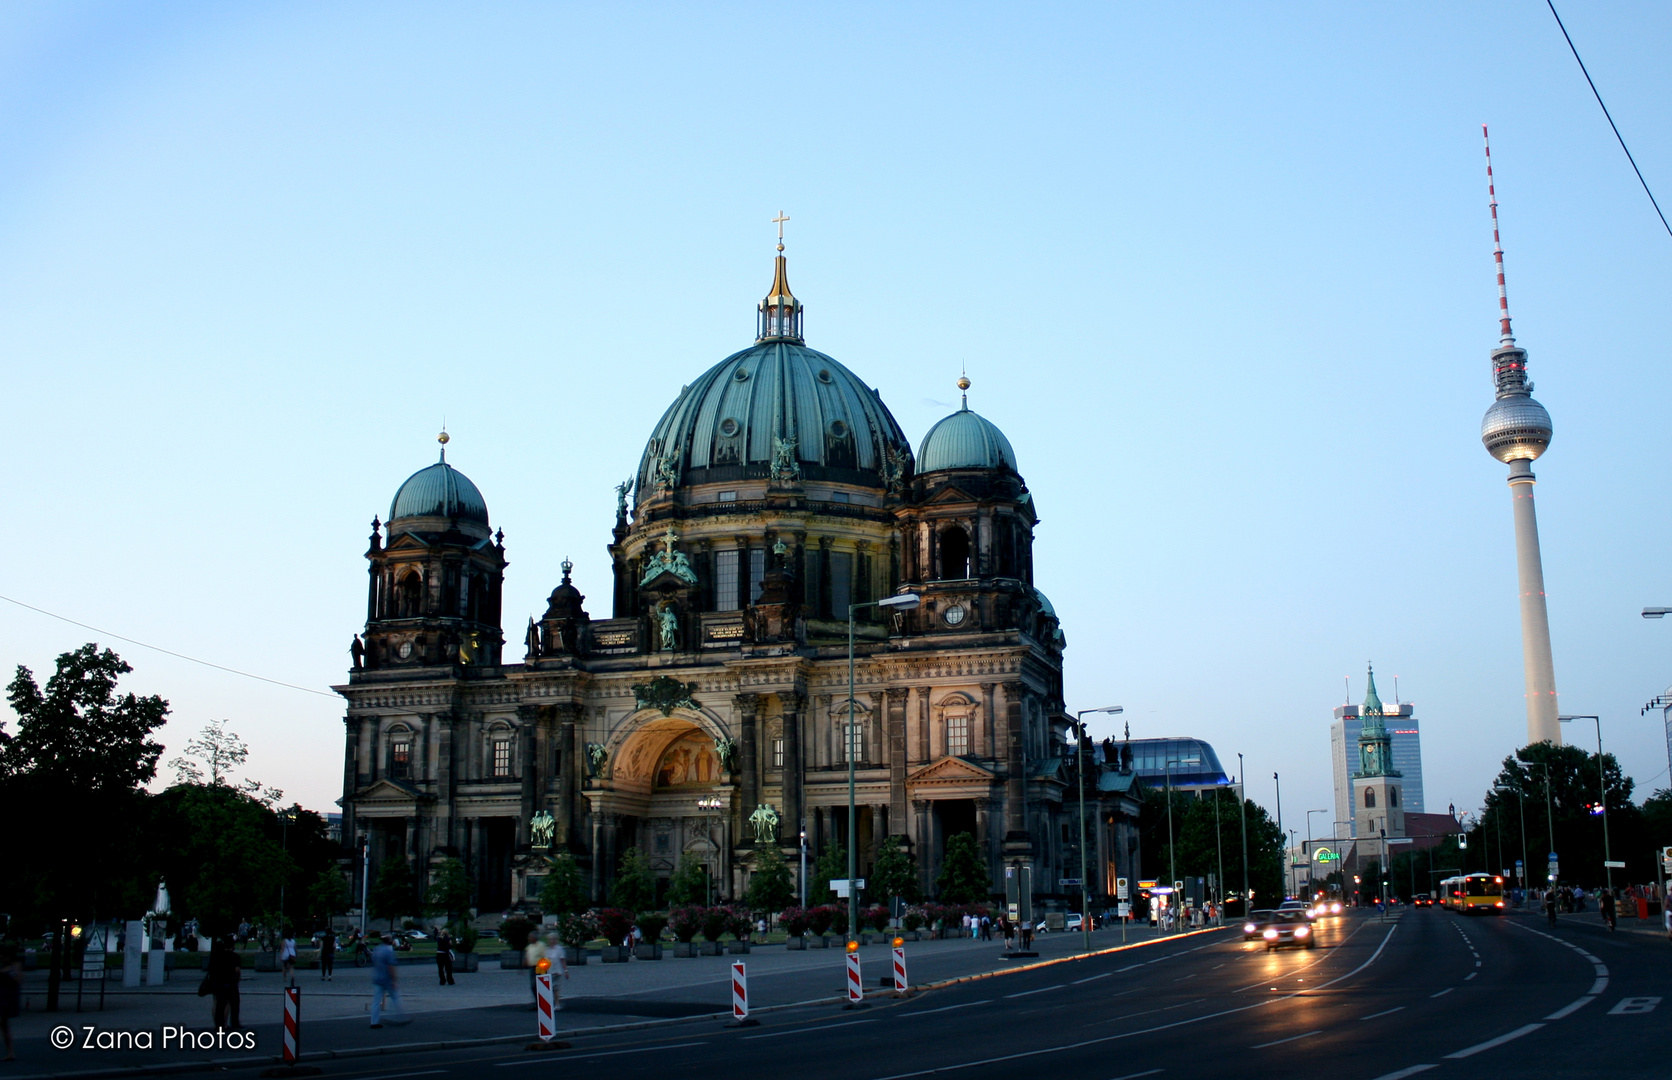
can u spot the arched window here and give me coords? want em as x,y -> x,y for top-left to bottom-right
939,526 -> 971,580
398,571 -> 423,617
946,713 -> 971,757
1390,787 -> 1400,807
467,573 -> 485,622
387,724 -> 413,780
1364,788 -> 1376,809
487,722 -> 514,779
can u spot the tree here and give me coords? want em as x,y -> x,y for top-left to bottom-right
869,835 -> 921,904
427,857 -> 472,921
745,846 -> 795,915
2,644 -> 168,1011
370,857 -> 416,928
168,719 -> 283,805
539,852 -> 587,917
610,847 -> 657,911
936,832 -> 989,902
308,869 -> 350,924
811,840 -> 848,904
1479,741 -> 1646,886
666,854 -> 711,907
1141,785 -> 1284,907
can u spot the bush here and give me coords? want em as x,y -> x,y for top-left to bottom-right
611,848 -> 657,912
807,906 -> 834,936
539,853 -> 587,918
447,918 -> 479,954
902,910 -> 924,932
636,912 -> 669,941
668,906 -> 704,943
556,912 -> 597,949
829,905 -> 850,936
499,916 -> 535,952
724,906 -> 753,940
700,906 -> 729,942
864,906 -> 890,933
666,855 -> 710,907
780,906 -> 811,936
595,907 -> 634,946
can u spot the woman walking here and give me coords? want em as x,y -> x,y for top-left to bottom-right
206,936 -> 242,1030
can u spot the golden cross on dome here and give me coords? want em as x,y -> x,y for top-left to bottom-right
772,211 -> 789,251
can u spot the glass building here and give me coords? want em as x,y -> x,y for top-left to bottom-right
1331,709 -> 1425,836
1124,737 -> 1232,793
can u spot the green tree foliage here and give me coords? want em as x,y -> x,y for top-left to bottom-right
1141,786 -> 1284,906
539,852 -> 587,916
936,832 -> 989,902
744,846 -> 796,915
370,856 -> 416,928
666,854 -> 711,907
811,840 -> 848,903
1642,789 -> 1672,849
869,835 -> 921,903
610,847 -> 657,911
308,868 -> 350,922
427,857 -> 472,920
1478,741 -> 1647,886
147,782 -> 292,937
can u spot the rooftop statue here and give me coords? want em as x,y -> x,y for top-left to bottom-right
770,434 -> 800,483
639,527 -> 698,587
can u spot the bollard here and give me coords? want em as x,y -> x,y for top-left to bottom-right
282,986 -> 300,1064
891,938 -> 907,994
534,969 -> 555,1042
845,942 -> 863,1005
732,962 -> 748,1021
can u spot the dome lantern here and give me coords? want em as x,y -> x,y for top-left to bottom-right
756,212 -> 804,345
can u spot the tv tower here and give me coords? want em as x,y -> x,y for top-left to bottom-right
1478,126 -> 1561,746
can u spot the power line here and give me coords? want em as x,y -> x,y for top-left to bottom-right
0,593 -> 339,699
1546,0 -> 1672,240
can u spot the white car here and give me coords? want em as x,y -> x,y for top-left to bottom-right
1033,914 -> 1083,933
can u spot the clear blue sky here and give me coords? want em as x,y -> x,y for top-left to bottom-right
3,2 -> 1669,836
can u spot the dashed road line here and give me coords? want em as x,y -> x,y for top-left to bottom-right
1430,988 -> 1453,998
1445,1023 -> 1545,1059
1360,1006 -> 1405,1020
495,1042 -> 706,1066
1005,984 -> 1066,999
1251,1030 -> 1321,1049
1369,1067 -> 1436,1080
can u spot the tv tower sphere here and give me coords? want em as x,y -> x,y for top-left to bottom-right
1481,359 -> 1552,463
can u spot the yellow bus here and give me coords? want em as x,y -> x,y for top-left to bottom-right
1439,873 -> 1505,914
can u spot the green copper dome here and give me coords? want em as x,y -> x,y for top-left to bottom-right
917,405 -> 1018,474
390,457 -> 489,526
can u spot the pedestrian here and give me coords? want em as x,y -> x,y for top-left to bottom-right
525,928 -> 550,1006
278,926 -> 297,987
319,927 -> 336,981
544,933 -> 569,1011
1600,889 -> 1617,932
1020,920 -> 1034,951
1544,887 -> 1558,927
369,933 -> 405,1028
206,936 -> 242,1030
0,943 -> 21,1061
980,915 -> 991,941
435,928 -> 455,985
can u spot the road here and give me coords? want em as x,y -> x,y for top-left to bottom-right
17,909 -> 1671,1079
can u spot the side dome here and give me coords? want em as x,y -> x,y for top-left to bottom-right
1481,395 -> 1552,463
637,342 -> 912,492
390,459 -> 489,526
918,406 -> 1018,474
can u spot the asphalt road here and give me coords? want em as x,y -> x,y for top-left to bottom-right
20,909 -> 1672,1080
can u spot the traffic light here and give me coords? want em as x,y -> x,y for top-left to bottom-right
1458,834 -> 1468,848
1586,803 -> 1604,817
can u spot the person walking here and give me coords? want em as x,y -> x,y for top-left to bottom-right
435,928 -> 455,985
278,927 -> 297,987
0,944 -> 21,1061
525,929 -> 550,1007
543,933 -> 569,1011
206,936 -> 242,1030
1544,887 -> 1558,928
369,934 -> 405,1028
319,927 -> 336,982
1600,888 -> 1617,932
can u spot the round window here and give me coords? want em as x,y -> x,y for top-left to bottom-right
719,418 -> 740,438
943,605 -> 968,627
734,367 -> 751,381
817,369 -> 833,383
829,420 -> 849,438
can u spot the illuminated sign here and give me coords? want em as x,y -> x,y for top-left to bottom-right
1313,847 -> 1340,862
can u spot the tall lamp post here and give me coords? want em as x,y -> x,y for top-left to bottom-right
1236,754 -> 1249,912
697,795 -> 725,906
847,591 -> 922,947
1495,784 -> 1529,901
278,807 -> 297,927
1163,754 -> 1200,932
1515,755 -> 1559,890
1273,772 -> 1284,899
1074,706 -> 1124,953
1559,714 -> 1613,894
1304,809 -> 1327,899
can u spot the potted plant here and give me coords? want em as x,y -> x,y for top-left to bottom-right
902,910 -> 924,940
669,906 -> 704,957
806,905 -> 834,947
780,907 -> 810,949
595,908 -> 633,963
699,907 -> 729,955
499,916 -> 534,968
557,912 -> 595,965
724,907 -> 751,954
634,913 -> 667,959
449,920 -> 481,972
829,904 -> 850,941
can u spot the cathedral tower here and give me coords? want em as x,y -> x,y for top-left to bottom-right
1352,664 -> 1404,841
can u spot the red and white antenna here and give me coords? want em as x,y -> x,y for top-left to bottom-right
1483,125 -> 1515,348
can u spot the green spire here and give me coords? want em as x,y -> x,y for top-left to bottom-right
1361,662 -> 1383,716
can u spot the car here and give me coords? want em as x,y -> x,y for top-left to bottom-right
478,929 -> 501,940
1277,900 -> 1317,922
1242,909 -> 1275,940
1413,893 -> 1433,907
1063,913 -> 1083,933
1261,911 -> 1316,950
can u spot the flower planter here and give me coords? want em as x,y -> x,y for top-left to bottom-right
633,943 -> 663,960
598,946 -> 630,964
562,947 -> 587,965
699,941 -> 725,956
785,936 -> 806,950
859,933 -> 875,946
808,935 -> 829,949
726,940 -> 750,955
500,951 -> 525,969
453,952 -> 479,973
673,942 -> 699,957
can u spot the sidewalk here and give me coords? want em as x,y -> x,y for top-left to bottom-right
7,923 -> 1219,1078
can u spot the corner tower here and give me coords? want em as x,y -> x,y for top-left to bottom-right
1478,127 -> 1561,746
1352,664 -> 1404,840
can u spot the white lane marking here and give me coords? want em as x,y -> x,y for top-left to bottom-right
1212,963 -> 1226,970
1108,1071 -> 1163,1080
1251,1030 -> 1321,1048
902,999 -> 990,1016
1545,996 -> 1596,1020
1474,961 -> 1481,967
745,1019 -> 876,1040
1609,997 -> 1661,1015
371,1073 -> 449,1079
1430,988 -> 1454,998
1445,1023 -> 1545,1059
1005,984 -> 1066,999
495,1042 -> 705,1066
1369,1067 -> 1436,1080
1117,964 -> 1141,972
1589,976 -> 1609,995
1360,1006 -> 1405,1020
867,924 -> 1399,1080
1073,972 -> 1113,985
1464,973 -> 1477,981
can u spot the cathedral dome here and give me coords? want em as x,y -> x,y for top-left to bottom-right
918,402 -> 1018,474
389,439 -> 489,526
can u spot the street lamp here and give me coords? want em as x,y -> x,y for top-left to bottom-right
1643,607 -> 1672,618
697,795 -> 725,906
1074,705 -> 1123,952
1494,784 -> 1529,901
1163,754 -> 1200,932
1515,754 -> 1559,888
848,591 -> 922,946
278,806 -> 297,928
1559,714 -> 1614,894
1273,772 -> 1284,899
1304,810 -> 1327,898
799,826 -> 808,908
1236,754 -> 1249,912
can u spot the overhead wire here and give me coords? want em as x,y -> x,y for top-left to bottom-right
0,592 -> 339,698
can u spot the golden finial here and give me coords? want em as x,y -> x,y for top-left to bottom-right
437,428 -> 450,461
957,372 -> 970,410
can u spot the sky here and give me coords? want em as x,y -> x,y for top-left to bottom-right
2,2 -> 1670,842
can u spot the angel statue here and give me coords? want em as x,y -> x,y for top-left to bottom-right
770,434 -> 800,483
615,476 -> 634,517
585,742 -> 609,779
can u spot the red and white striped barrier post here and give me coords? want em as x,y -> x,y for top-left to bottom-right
534,970 -> 555,1042
732,962 -> 748,1021
845,941 -> 863,1005
891,937 -> 907,994
281,986 -> 300,1064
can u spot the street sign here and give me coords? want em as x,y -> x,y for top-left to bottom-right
1059,878 -> 1083,887
1605,861 -> 1627,869
1117,902 -> 1131,918
1173,880 -> 1184,891
1138,880 -> 1158,889
1116,878 -> 1130,900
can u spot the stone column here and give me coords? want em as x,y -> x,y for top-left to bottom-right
976,796 -> 998,893
916,688 -> 931,765
435,710 -> 455,855
913,799 -> 932,896
886,688 -> 909,833
357,716 -> 375,786
588,811 -> 603,901
736,693 -> 761,823
554,704 -> 580,850
517,705 -> 539,845
781,693 -> 805,843
980,683 -> 997,763
1002,682 -> 1032,854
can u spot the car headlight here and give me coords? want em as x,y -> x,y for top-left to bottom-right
1263,928 -> 1278,939
1294,927 -> 1309,937
1331,903 -> 1341,913
1243,923 -> 1256,933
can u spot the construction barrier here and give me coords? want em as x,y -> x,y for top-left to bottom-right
846,947 -> 863,1004
534,972 -> 555,1042
281,986 -> 300,1064
732,962 -> 748,1021
892,941 -> 907,993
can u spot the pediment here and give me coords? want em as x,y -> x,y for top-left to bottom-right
907,756 -> 997,785
922,484 -> 977,506
356,778 -> 428,803
385,533 -> 432,552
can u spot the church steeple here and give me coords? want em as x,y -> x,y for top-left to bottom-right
756,211 -> 804,344
1362,662 -> 1384,718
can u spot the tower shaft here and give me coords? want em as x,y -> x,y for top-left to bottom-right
1508,459 -> 1561,744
